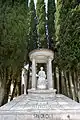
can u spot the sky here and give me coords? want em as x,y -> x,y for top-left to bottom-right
29,0 -> 48,12
34,0 -> 48,5
29,0 -> 56,12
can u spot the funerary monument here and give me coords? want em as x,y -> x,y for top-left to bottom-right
0,49 -> 80,120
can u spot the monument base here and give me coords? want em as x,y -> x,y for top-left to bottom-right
28,89 -> 56,98
0,93 -> 80,120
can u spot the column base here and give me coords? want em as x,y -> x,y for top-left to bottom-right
49,88 -> 54,90
31,88 -> 36,90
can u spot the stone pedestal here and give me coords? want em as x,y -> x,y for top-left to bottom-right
28,89 -> 56,98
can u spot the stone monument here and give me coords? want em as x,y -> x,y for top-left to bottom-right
0,49 -> 80,120
29,49 -> 54,90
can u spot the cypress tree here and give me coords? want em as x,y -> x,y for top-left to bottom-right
47,0 -> 56,90
55,0 -> 80,69
26,0 -> 28,8
55,0 -> 80,100
47,0 -> 56,49
36,0 -> 47,48
28,0 -> 38,51
0,0 -> 29,105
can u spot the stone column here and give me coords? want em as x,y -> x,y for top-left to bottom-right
47,63 -> 49,89
32,58 -> 36,90
47,58 -> 53,90
24,69 -> 27,95
21,68 -> 27,94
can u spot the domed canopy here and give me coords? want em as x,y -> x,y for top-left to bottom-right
29,49 -> 54,63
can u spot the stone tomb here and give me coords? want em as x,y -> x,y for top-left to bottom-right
0,49 -> 80,120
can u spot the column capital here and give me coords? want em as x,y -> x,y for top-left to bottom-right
47,57 -> 53,62
32,57 -> 36,61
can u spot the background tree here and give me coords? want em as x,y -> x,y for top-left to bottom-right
28,0 -> 38,51
47,0 -> 58,91
25,0 -> 38,92
47,0 -> 56,49
0,0 -> 29,105
55,0 -> 80,101
36,0 -> 47,48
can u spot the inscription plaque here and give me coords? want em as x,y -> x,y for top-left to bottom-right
33,113 -> 61,120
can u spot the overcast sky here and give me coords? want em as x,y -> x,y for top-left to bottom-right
34,0 -> 48,4
34,0 -> 48,12
29,0 -> 56,12
29,0 -> 48,12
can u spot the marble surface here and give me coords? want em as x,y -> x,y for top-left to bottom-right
0,91 -> 80,120
29,49 -> 54,63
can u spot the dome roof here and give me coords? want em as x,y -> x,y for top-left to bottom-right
29,49 -> 54,63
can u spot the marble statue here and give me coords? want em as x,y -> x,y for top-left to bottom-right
37,67 -> 46,89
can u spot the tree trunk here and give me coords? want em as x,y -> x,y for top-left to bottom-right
1,67 -> 12,105
59,68 -> 62,94
70,71 -> 75,100
66,71 -> 73,99
0,87 -> 5,106
18,74 -> 21,96
63,71 -> 68,96
0,68 -> 5,106
74,69 -> 79,102
71,70 -> 79,102
10,79 -> 17,101
53,62 -> 57,90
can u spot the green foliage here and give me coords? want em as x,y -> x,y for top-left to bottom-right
0,0 -> 30,105
0,2 -> 28,69
47,0 -> 56,49
28,0 -> 38,51
36,0 -> 47,48
55,0 -> 62,42
0,0 -> 80,103
55,2 -> 80,70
